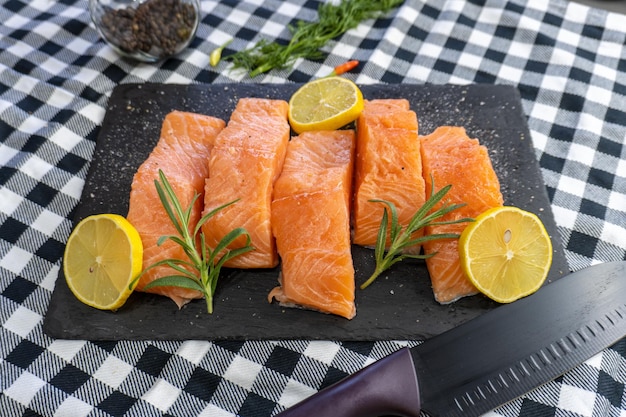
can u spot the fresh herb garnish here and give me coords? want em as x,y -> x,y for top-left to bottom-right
360,184 -> 473,289
224,0 -> 403,77
135,170 -> 254,313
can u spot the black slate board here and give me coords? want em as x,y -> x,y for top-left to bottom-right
43,83 -> 569,341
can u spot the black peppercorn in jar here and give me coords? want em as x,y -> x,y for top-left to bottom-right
89,0 -> 200,62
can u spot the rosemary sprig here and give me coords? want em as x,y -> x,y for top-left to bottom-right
360,184 -> 473,289
134,170 -> 254,313
224,0 -> 403,77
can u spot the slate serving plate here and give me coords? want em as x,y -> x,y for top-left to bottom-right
44,83 -> 569,341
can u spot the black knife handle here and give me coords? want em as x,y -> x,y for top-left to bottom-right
275,347 -> 421,417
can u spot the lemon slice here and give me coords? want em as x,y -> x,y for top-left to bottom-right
459,206 -> 553,303
288,77 -> 364,134
63,214 -> 143,310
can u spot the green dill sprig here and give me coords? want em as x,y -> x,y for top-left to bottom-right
134,170 -> 254,313
223,0 -> 403,77
360,184 -> 473,290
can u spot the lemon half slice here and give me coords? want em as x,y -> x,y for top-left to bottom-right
459,206 -> 553,303
288,77 -> 364,134
63,214 -> 143,310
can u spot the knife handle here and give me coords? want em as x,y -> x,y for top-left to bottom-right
276,347 -> 421,417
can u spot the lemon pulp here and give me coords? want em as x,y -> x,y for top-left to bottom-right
63,213 -> 143,310
288,77 -> 364,134
459,206 -> 553,303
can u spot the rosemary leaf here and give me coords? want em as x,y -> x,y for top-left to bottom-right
134,170 -> 255,314
224,0 -> 403,76
360,184 -> 473,290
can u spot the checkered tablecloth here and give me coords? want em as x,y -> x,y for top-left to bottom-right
1,0 -> 625,415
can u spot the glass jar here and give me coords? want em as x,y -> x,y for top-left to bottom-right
89,0 -> 200,62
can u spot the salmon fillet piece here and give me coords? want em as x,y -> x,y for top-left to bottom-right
353,99 -> 426,253
420,126 -> 503,304
202,98 -> 290,269
269,130 -> 356,319
127,111 -> 226,308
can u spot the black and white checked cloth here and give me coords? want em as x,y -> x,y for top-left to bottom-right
2,0 -> 626,416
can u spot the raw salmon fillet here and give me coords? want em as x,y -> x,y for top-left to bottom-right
269,130 -> 356,319
353,99 -> 426,253
420,126 -> 503,304
202,98 -> 290,269
126,111 -> 226,308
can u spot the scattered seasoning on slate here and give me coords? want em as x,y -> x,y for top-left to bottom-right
100,0 -> 196,59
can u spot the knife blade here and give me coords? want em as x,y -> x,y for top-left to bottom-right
275,261 -> 626,417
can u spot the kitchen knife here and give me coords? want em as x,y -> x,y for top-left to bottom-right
276,260 -> 626,417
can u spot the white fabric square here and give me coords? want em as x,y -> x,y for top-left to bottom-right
47,89 -> 74,111
557,384 -> 596,416
530,102 -> 558,124
53,396 -> 93,417
386,27 -> 407,47
608,190 -> 626,214
141,379 -> 181,412
601,220 -> 626,249
4,13 -> 30,29
184,49 -> 210,68
508,40 -> 533,60
93,355 -> 134,389
33,21 -> 61,37
331,44 -> 358,61
40,266 -> 60,292
616,158 -> 626,178
49,127 -> 83,153
584,351 -> 604,370
303,341 -> 340,366
420,43 -> 443,59
31,209 -> 65,236
60,176 -> 85,200
4,306 -> 41,338
458,51 -> 483,71
1,246 -> 32,275
0,187 -> 22,215
558,175 -> 587,198
551,205 -> 578,229
540,73 -> 568,94
70,66 -> 101,86
165,72 -> 195,85
567,142 -> 595,166
368,50 -> 393,71
261,21 -> 284,37
556,28 -> 582,50
131,65 -> 161,81
77,102 -> 106,125
467,28 -> 492,50
228,9 -> 253,27
13,75 -> 38,97
4,371 -> 46,406
530,131 -> 549,153
41,56 -> 68,77
18,115 -> 48,136
518,14 -> 541,33
276,1 -> 300,18
277,378 -> 317,408
223,356 -> 263,391
398,6 -> 418,24
551,46 -> 578,68
177,341 -> 212,365
48,340 -> 85,363
498,63 -> 524,83
21,156 -> 53,182
576,112 -> 604,134
199,404 -> 237,417
593,62 -> 618,84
